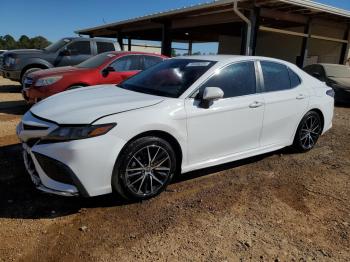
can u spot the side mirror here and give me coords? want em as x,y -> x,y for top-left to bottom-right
102,66 -> 115,77
198,87 -> 224,108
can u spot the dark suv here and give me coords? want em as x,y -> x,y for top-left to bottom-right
1,37 -> 120,85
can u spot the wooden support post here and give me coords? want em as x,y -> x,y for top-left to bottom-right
161,21 -> 172,57
188,40 -> 193,56
298,18 -> 312,68
117,31 -> 124,51
339,25 -> 350,65
250,7 -> 260,56
128,38 -> 132,51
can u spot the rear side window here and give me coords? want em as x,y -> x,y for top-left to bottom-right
97,42 -> 115,54
261,61 -> 291,92
66,41 -> 91,55
143,56 -> 163,69
288,68 -> 301,88
201,61 -> 256,98
110,55 -> 142,71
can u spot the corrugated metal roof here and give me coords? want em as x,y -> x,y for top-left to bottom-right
76,0 -> 350,34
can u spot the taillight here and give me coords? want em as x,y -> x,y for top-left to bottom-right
326,89 -> 335,97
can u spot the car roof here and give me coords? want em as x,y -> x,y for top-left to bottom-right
105,51 -> 167,57
173,55 -> 297,67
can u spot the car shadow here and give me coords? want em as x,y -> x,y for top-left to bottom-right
0,101 -> 29,115
0,142 -> 297,220
0,84 -> 22,93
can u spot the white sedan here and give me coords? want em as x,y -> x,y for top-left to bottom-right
17,56 -> 334,200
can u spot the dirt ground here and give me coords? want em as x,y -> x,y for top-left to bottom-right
0,75 -> 349,262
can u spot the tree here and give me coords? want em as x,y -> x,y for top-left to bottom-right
18,35 -> 31,49
29,36 -> 51,49
2,35 -> 16,49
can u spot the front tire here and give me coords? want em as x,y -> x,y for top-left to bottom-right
112,137 -> 177,201
293,111 -> 322,152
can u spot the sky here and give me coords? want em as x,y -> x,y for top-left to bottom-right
1,0 -> 350,53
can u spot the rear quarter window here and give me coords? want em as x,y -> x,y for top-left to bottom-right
97,42 -> 115,54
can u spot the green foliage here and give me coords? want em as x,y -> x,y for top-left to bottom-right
0,34 -> 51,50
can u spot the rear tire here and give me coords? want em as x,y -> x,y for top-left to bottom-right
21,68 -> 42,87
112,136 -> 177,201
293,111 -> 322,152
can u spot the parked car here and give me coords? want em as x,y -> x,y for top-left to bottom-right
304,63 -> 350,104
17,56 -> 334,200
22,51 -> 167,104
1,37 -> 120,86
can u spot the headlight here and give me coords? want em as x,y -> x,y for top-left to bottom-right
5,56 -> 18,67
44,123 -> 116,142
35,76 -> 63,87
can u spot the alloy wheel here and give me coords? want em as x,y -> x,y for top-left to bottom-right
124,145 -> 171,196
299,114 -> 321,150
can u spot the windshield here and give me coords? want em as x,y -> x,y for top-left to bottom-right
76,52 -> 114,68
119,59 -> 216,98
324,64 -> 350,78
44,38 -> 71,52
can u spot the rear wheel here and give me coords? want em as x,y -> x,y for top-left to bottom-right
112,137 -> 177,201
293,111 -> 322,152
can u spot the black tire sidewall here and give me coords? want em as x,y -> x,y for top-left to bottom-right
112,136 -> 177,201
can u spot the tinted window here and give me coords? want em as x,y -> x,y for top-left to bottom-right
288,68 -> 301,88
110,55 -> 142,71
66,41 -> 91,55
119,59 -> 216,98
201,62 -> 256,98
261,61 -> 290,92
97,42 -> 115,54
143,56 -> 163,69
76,53 -> 112,68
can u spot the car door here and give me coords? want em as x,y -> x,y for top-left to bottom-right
185,61 -> 265,165
102,55 -> 142,84
55,40 -> 93,67
259,61 -> 309,147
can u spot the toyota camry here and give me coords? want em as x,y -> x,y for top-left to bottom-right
17,56 -> 334,200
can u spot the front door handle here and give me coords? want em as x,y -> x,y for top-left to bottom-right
296,94 -> 306,100
249,101 -> 264,108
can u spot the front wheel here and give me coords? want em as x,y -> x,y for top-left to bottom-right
293,111 -> 322,152
112,137 -> 177,201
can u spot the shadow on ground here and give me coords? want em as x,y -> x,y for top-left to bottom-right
0,101 -> 29,115
0,85 -> 21,93
0,141 -> 296,220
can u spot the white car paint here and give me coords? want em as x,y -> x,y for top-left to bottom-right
17,55 -> 334,197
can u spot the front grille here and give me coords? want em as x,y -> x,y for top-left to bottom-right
23,124 -> 48,131
34,153 -> 74,185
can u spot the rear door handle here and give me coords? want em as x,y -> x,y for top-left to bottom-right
296,94 -> 306,100
249,101 -> 264,108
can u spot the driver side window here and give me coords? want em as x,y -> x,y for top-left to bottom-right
110,55 -> 142,72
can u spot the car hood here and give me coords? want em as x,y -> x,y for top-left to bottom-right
30,85 -> 164,124
29,66 -> 90,79
329,77 -> 350,90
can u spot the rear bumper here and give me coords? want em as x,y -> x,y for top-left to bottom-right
1,69 -> 21,81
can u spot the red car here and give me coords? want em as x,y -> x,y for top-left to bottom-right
22,51 -> 167,103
